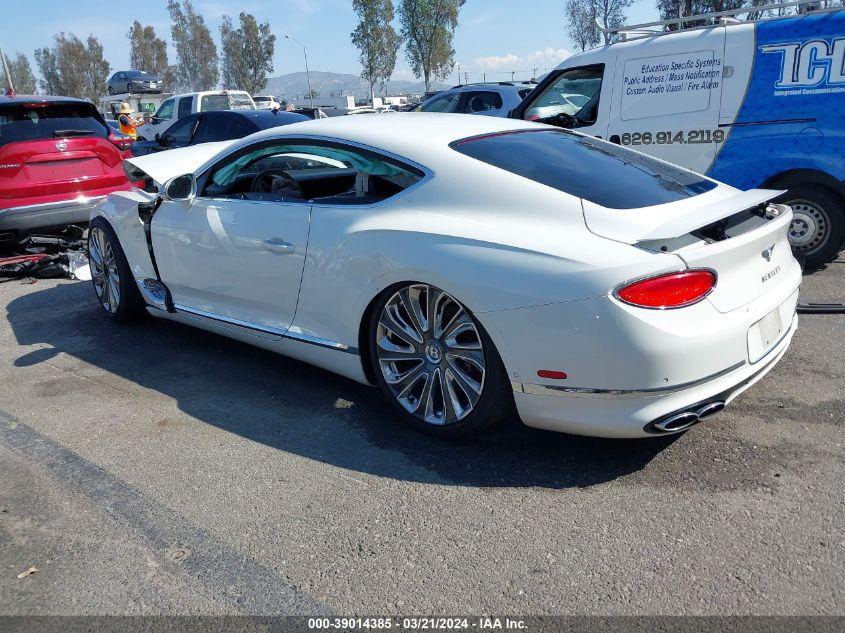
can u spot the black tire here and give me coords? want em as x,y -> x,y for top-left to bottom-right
368,282 -> 515,438
776,185 -> 845,270
107,86 -> 114,95
125,83 -> 132,94
87,217 -> 145,323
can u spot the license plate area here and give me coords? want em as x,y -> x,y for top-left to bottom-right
748,306 -> 785,364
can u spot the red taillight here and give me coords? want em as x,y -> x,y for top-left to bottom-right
614,270 -> 716,309
108,132 -> 133,151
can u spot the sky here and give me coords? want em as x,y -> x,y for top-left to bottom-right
2,0 -> 659,83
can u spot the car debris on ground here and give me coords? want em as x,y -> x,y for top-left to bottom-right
0,226 -> 89,283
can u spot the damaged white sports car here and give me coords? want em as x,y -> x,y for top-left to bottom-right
89,114 -> 801,438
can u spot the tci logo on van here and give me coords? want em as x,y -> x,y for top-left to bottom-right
760,38 -> 845,92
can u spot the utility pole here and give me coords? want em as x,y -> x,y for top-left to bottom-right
0,45 -> 13,95
464,72 -> 469,85
285,34 -> 313,109
456,63 -> 461,85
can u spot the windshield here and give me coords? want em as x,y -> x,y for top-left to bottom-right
0,102 -> 108,148
127,71 -> 155,79
524,65 -> 603,122
451,129 -> 716,210
201,93 -> 255,112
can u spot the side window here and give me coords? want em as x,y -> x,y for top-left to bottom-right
420,92 -> 461,113
524,64 -> 604,125
162,116 -> 197,145
193,115 -> 251,144
177,96 -> 193,119
156,99 -> 174,120
202,141 -> 424,205
463,91 -> 503,113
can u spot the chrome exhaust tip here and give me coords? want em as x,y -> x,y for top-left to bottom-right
653,411 -> 700,433
647,400 -> 727,434
696,401 -> 725,420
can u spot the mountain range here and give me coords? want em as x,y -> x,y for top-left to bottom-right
263,71 -> 449,101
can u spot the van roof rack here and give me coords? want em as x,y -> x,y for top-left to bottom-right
601,0 -> 831,37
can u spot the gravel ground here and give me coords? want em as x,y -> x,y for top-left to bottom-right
0,256 -> 842,616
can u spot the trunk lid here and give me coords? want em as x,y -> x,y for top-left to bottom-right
583,187 -> 799,313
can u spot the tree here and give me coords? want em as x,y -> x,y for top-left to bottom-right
167,0 -> 218,91
592,0 -> 634,44
34,47 -> 60,94
220,12 -> 275,93
352,0 -> 398,105
4,52 -> 37,94
656,0 -> 746,27
398,0 -> 464,92
34,33 -> 109,102
128,21 -> 169,77
564,0 -> 600,52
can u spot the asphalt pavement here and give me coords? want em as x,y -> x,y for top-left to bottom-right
0,256 -> 843,616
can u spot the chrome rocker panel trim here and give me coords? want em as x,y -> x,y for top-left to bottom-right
170,304 -> 359,355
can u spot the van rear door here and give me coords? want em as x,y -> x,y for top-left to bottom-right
607,28 -> 726,174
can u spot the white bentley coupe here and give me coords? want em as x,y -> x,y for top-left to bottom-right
89,114 -> 801,438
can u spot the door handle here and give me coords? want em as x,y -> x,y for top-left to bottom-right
263,238 -> 295,255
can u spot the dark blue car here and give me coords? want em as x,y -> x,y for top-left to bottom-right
131,110 -> 309,157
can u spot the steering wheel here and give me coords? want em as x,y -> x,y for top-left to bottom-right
543,112 -> 578,128
251,169 -> 303,197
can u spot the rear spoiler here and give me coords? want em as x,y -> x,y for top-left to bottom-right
640,189 -> 785,240
582,188 -> 785,244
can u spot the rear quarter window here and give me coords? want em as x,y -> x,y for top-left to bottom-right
0,102 -> 108,148
451,129 -> 716,209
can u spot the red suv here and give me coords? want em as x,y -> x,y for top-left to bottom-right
0,95 -> 132,242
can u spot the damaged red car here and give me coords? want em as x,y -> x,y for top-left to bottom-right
0,94 -> 132,243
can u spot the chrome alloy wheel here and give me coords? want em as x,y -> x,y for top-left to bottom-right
88,227 -> 121,314
376,284 -> 486,426
788,199 -> 830,254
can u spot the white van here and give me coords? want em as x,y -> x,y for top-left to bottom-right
137,90 -> 255,142
512,1 -> 845,267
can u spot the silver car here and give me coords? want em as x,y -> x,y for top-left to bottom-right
417,82 -> 537,117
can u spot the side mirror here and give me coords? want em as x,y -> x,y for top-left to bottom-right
154,133 -> 161,142
161,174 -> 196,204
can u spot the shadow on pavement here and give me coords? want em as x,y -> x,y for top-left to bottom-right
7,281 -> 678,489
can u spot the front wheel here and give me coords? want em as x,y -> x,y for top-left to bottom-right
369,283 -> 514,437
778,185 -> 844,269
88,218 -> 144,322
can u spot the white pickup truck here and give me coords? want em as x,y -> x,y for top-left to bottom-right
136,90 -> 255,141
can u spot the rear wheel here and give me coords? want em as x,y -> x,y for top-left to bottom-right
88,218 -> 144,322
777,185 -> 844,269
369,283 -> 513,437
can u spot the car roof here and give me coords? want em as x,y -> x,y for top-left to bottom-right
0,94 -> 90,105
242,112 -> 540,163
202,110 -> 309,126
452,83 -> 536,92
168,90 -> 252,99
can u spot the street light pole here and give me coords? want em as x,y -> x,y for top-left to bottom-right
285,34 -> 313,109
